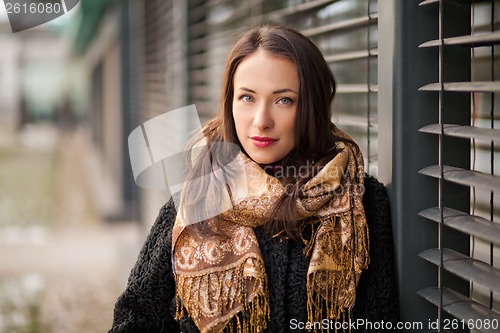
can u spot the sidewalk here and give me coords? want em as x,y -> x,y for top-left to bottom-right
0,126 -> 143,333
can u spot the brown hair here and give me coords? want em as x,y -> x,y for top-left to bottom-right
180,25 -> 349,239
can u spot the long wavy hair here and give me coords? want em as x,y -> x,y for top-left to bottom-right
180,25 -> 351,239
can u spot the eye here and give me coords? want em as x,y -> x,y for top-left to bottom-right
277,97 -> 294,105
239,94 -> 254,103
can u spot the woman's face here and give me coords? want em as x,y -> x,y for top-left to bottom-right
232,48 -> 299,165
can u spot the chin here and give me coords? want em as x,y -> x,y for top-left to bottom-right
247,152 -> 280,165
254,158 -> 276,164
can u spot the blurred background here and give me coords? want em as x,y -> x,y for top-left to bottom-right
0,0 -> 498,332
0,1 -> 143,332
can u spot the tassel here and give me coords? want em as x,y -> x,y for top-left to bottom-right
175,256 -> 269,333
302,217 -> 321,257
306,213 -> 362,330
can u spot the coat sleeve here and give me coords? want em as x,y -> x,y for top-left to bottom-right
108,197 -> 181,333
353,175 -> 400,333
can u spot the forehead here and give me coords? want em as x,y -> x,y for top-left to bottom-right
233,49 -> 299,90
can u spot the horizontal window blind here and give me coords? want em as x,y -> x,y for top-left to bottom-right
418,1 -> 500,331
299,0 -> 378,177
140,0 -> 174,226
143,0 -> 172,119
187,0 -> 210,122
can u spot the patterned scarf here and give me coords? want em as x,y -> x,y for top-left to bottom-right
172,130 -> 369,333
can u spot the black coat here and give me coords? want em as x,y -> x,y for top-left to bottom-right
109,176 -> 399,333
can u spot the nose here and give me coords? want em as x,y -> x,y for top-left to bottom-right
253,102 -> 273,131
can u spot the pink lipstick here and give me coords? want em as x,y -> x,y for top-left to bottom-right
250,136 -> 277,148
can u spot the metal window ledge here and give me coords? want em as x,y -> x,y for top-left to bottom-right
419,81 -> 500,92
337,84 -> 378,93
263,0 -> 337,22
419,248 -> 500,294
420,31 -> 500,48
419,124 -> 500,142
205,0 -> 266,27
420,0 -> 500,5
419,165 -> 500,192
418,287 -> 500,333
302,13 -> 378,37
324,48 -> 378,63
419,207 -> 500,246
335,114 -> 378,128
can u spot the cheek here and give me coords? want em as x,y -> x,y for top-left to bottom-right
283,112 -> 297,140
232,109 -> 246,138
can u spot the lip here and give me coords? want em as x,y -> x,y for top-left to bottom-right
250,136 -> 277,148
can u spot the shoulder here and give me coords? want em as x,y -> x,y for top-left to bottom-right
361,174 -> 393,245
157,193 -> 180,228
135,193 -> 180,261
362,175 -> 390,213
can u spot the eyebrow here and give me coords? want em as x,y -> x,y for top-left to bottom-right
237,87 -> 298,94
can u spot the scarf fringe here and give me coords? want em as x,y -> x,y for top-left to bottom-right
175,257 -> 269,333
306,213 -> 370,324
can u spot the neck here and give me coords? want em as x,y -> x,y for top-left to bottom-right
259,162 -> 283,177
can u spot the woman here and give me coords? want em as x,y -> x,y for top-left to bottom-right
109,25 -> 398,333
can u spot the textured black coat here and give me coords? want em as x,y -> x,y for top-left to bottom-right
109,176 -> 399,333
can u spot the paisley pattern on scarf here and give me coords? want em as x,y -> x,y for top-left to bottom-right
172,128 -> 369,333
